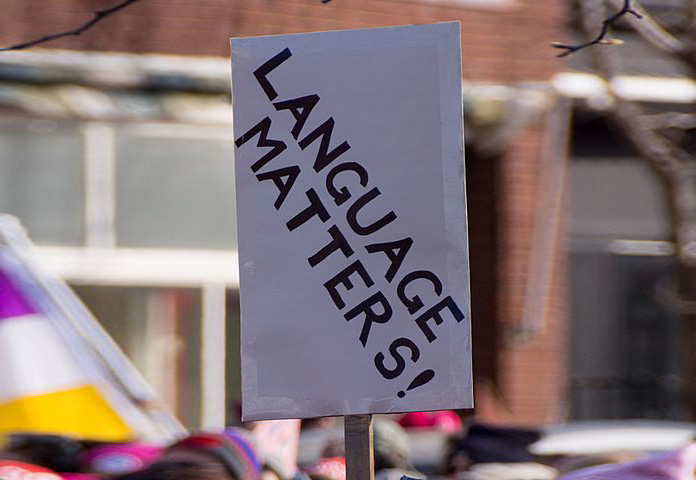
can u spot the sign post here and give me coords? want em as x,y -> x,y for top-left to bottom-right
345,415 -> 374,480
231,21 -> 472,479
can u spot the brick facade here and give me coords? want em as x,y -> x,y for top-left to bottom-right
1,0 -> 561,82
0,0 -> 567,425
495,120 -> 568,424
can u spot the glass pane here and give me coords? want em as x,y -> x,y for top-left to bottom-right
568,252 -> 684,420
116,134 -> 236,249
0,119 -> 84,245
74,284 -> 204,430
569,159 -> 670,241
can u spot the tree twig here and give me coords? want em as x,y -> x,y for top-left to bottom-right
606,0 -> 685,56
639,112 -> 696,131
0,0 -> 333,52
0,0 -> 142,52
552,0 -> 642,57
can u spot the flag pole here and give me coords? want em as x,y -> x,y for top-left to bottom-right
344,414 -> 374,480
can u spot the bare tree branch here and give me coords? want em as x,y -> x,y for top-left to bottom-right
0,0 -> 332,52
579,1 -> 688,175
639,112 -> 696,131
607,0 -> 686,55
0,0 -> 141,52
552,0 -> 642,57
580,0 -> 696,266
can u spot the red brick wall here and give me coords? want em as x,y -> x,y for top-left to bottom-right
0,0 -> 567,425
467,120 -> 567,426
0,0 -> 562,82
496,121 -> 568,425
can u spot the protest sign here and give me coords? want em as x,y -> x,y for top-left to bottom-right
231,22 -> 472,421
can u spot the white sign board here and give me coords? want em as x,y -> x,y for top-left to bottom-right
231,22 -> 472,421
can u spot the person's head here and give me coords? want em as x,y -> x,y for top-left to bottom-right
442,423 -> 541,475
159,430 -> 261,480
112,460 -> 231,480
259,466 -> 282,480
372,419 -> 411,472
398,411 -> 462,433
3,433 -> 84,472
81,443 -> 162,475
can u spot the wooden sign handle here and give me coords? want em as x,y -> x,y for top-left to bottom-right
344,414 -> 374,480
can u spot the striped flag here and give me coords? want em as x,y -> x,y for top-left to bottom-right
0,260 -> 133,441
0,215 -> 186,442
559,443 -> 696,480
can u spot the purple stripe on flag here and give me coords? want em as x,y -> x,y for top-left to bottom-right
0,268 -> 37,320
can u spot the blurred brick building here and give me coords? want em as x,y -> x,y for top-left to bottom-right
0,0 -> 566,426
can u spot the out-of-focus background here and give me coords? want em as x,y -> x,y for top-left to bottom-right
0,0 -> 691,439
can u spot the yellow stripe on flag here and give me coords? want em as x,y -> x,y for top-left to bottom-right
0,385 -> 133,441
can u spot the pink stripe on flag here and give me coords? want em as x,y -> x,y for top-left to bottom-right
0,268 -> 37,320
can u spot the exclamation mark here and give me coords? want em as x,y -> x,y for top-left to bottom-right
397,369 -> 435,398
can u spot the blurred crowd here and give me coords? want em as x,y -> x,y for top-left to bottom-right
1,412 -> 694,480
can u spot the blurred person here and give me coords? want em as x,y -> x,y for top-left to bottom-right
60,473 -> 99,480
373,468 -> 425,480
317,436 -> 344,461
442,423 -> 541,476
372,418 -> 424,480
158,429 -> 261,480
302,457 -> 345,480
2,433 -> 84,473
81,443 -> 162,475
300,419 -> 338,432
399,411 -> 462,434
111,460 -> 232,480
244,418 -> 302,480
221,406 -> 302,480
456,462 -> 557,480
259,458 -> 299,480
0,459 -> 64,480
